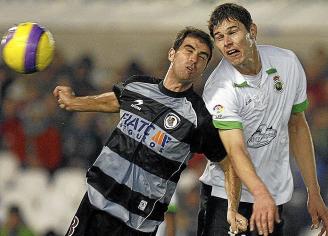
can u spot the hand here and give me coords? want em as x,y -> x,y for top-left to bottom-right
53,86 -> 75,110
307,191 -> 328,236
227,208 -> 248,234
250,192 -> 280,236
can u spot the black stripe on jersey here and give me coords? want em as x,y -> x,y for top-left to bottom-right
113,76 -> 161,102
106,129 -> 186,183
87,166 -> 168,222
124,75 -> 161,86
120,88 -> 194,144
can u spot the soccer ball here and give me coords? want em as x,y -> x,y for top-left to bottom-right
1,22 -> 55,74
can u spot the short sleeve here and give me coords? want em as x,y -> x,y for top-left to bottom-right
112,76 -> 139,104
191,110 -> 227,162
167,192 -> 178,213
291,54 -> 309,113
112,82 -> 124,103
202,79 -> 243,130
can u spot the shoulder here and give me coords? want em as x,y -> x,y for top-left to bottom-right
203,62 -> 236,105
185,92 -> 211,120
205,59 -> 232,86
123,75 -> 161,86
204,59 -> 237,95
113,75 -> 161,98
185,91 -> 206,110
259,45 -> 299,62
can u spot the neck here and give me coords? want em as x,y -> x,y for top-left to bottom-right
236,46 -> 262,75
163,70 -> 193,92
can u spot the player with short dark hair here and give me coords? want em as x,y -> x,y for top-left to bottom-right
198,3 -> 328,236
54,26 -> 247,236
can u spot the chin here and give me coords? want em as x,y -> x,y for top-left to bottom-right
230,58 -> 245,67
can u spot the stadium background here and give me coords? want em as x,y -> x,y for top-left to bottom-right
0,0 -> 327,235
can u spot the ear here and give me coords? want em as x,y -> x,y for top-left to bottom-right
249,23 -> 257,40
168,48 -> 175,62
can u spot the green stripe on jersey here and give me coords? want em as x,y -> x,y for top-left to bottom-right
167,204 -> 177,213
266,68 -> 277,75
292,99 -> 309,113
213,120 -> 243,129
233,81 -> 249,88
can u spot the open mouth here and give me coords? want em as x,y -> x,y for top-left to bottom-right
226,49 -> 240,57
186,65 -> 194,73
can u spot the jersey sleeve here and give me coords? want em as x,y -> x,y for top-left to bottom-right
112,82 -> 124,103
202,80 -> 243,130
291,54 -> 309,113
112,76 -> 140,104
166,191 -> 178,213
191,109 -> 227,162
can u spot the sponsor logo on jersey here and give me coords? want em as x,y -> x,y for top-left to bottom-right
247,124 -> 277,148
213,104 -> 224,113
120,112 -> 171,152
164,113 -> 180,129
131,99 -> 143,110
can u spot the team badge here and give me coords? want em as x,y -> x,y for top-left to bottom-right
273,75 -> 284,93
164,113 -> 180,129
266,68 -> 284,93
138,200 -> 148,211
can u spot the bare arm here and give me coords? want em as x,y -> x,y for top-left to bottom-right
289,112 -> 318,194
163,212 -> 176,236
219,129 -> 271,200
220,157 -> 241,212
219,157 -> 247,233
289,112 -> 328,235
53,86 -> 120,113
219,129 -> 279,236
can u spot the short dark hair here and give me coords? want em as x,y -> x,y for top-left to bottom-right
172,27 -> 213,63
208,3 -> 253,38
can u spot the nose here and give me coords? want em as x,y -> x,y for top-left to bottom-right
189,53 -> 198,63
224,35 -> 233,47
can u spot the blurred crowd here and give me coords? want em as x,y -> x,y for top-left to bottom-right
0,44 -> 327,235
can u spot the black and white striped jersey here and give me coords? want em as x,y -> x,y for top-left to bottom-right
86,75 -> 226,232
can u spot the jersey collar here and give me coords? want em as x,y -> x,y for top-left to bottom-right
158,80 -> 194,98
228,48 -> 278,88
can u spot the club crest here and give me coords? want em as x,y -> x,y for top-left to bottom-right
164,113 -> 180,129
273,75 -> 284,93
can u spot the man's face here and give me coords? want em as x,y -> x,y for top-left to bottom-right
212,19 -> 256,68
168,36 -> 210,83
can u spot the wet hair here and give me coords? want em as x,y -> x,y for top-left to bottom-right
208,3 -> 253,38
172,27 -> 213,62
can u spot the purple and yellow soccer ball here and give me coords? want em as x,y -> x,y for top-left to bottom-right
1,22 -> 55,74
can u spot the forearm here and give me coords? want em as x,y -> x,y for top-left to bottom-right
229,150 -> 270,199
219,129 -> 272,199
220,157 -> 241,211
289,115 -> 319,194
65,93 -> 120,113
164,213 -> 176,236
